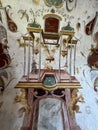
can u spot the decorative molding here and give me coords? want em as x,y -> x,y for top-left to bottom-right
43,13 -> 62,21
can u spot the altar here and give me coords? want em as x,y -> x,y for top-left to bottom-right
15,13 -> 83,130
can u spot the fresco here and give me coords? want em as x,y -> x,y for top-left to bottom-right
0,0 -> 98,130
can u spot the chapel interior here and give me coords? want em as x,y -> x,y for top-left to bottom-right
0,0 -> 98,130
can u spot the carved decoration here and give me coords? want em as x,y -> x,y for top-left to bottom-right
31,88 -> 66,102
14,89 -> 30,115
69,89 -> 85,118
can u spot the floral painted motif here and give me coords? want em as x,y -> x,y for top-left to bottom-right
0,25 -> 11,69
44,0 -> 63,8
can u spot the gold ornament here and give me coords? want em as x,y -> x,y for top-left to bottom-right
14,89 -> 30,114
46,55 -> 55,62
68,89 -> 85,118
33,0 -> 40,4
61,50 -> 67,57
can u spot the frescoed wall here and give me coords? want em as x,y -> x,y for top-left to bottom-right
0,0 -> 98,130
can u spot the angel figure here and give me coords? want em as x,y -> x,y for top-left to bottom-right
69,89 -> 85,118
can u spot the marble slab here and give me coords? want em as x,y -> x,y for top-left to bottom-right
33,98 -> 65,130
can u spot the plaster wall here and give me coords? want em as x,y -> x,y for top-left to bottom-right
0,0 -> 98,130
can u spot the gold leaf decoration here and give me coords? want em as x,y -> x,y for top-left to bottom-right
68,89 -> 85,118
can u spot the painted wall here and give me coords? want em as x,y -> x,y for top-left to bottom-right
0,0 -> 98,130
